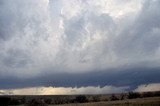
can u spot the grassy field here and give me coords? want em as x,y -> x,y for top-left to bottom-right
1,91 -> 160,105
53,97 -> 160,106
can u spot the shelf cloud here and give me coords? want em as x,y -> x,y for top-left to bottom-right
0,0 -> 160,91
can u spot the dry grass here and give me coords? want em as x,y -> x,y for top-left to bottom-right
53,97 -> 160,106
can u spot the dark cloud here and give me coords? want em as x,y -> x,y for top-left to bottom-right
0,0 -> 160,89
0,67 -> 160,90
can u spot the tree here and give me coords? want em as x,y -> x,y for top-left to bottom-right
110,94 -> 119,101
128,92 -> 140,99
75,95 -> 88,103
92,96 -> 100,102
0,97 -> 11,105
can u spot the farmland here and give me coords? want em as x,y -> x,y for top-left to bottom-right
0,91 -> 160,106
54,97 -> 160,106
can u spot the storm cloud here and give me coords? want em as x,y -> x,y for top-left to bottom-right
0,0 -> 160,90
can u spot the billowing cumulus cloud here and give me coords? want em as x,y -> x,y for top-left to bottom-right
0,0 -> 160,90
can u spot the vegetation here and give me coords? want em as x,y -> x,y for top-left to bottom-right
109,94 -> 119,101
74,95 -> 88,103
0,96 -> 11,105
128,91 -> 141,99
0,91 -> 159,105
54,97 -> 160,106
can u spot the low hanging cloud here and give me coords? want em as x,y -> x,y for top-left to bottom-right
0,85 -> 129,95
1,83 -> 159,95
0,0 -> 160,89
135,83 -> 160,92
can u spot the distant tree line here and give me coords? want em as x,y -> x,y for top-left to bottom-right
0,91 -> 159,105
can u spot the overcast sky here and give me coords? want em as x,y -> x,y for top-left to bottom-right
0,0 -> 160,94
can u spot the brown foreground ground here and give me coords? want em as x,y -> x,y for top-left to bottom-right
0,91 -> 160,105
53,97 -> 160,106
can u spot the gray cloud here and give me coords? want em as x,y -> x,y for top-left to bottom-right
114,0 -> 160,58
0,0 -> 160,89
0,67 -> 160,89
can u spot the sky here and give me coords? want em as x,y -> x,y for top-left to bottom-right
0,0 -> 160,95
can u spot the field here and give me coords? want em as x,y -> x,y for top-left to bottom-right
54,97 -> 160,106
0,91 -> 160,106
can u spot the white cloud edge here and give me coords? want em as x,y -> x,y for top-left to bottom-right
134,83 -> 160,92
0,85 -> 129,95
0,83 -> 160,95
